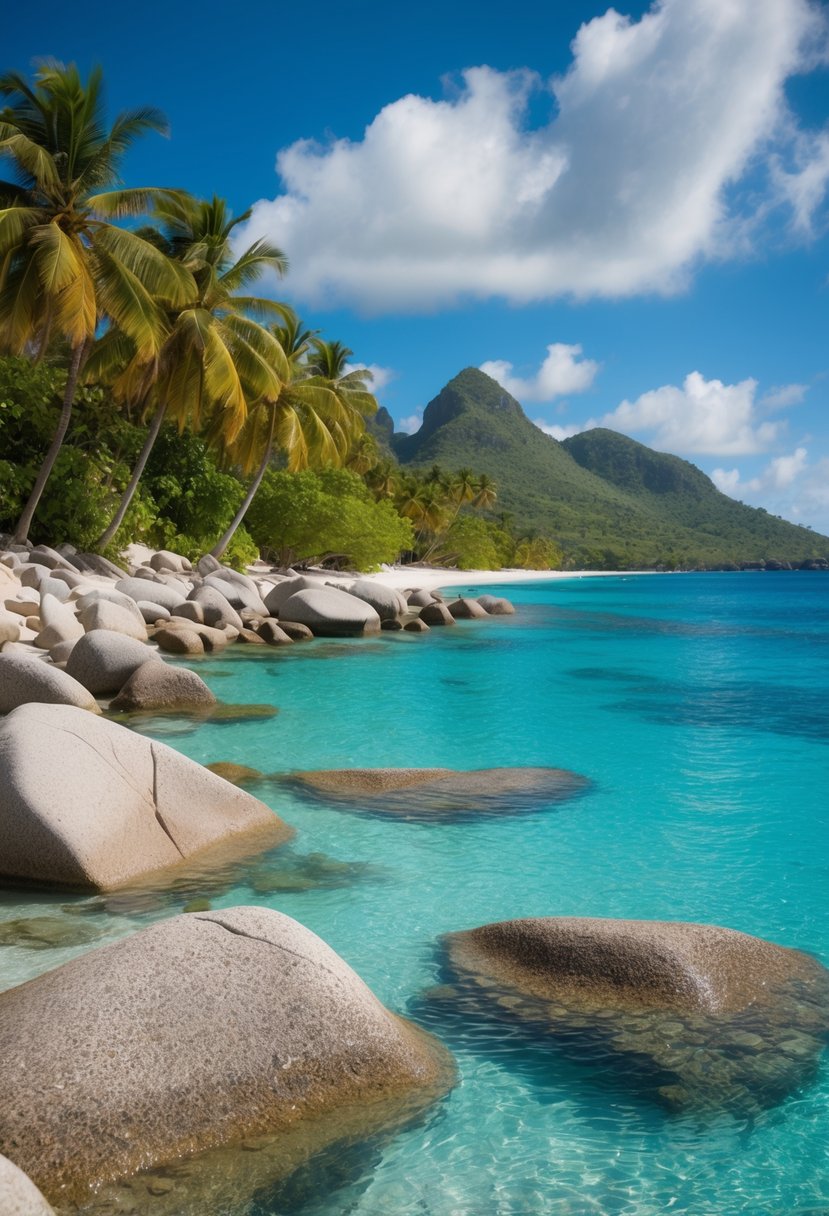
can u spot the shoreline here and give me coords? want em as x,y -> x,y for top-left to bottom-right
321,565 -> 657,594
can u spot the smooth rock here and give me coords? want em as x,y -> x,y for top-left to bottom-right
66,631 -> 159,694
204,572 -> 268,615
419,602 -> 456,627
277,620 -> 314,641
19,563 -> 52,588
407,588 -> 439,607
477,594 -> 515,615
115,578 -> 186,613
154,627 -> 205,656
68,552 -> 128,579
0,654 -> 100,714
4,593 -> 40,616
279,587 -> 381,637
286,766 -> 589,822
37,576 -> 70,602
47,639 -> 78,664
189,585 -> 243,631
0,908 -> 449,1208
0,608 -> 21,645
110,660 -> 217,712
381,618 -> 404,631
150,549 -> 193,574
0,704 -> 291,889
404,618 -> 430,633
34,593 -> 84,649
196,553 -> 223,576
263,575 -> 318,616
137,600 -> 171,623
347,579 -> 407,621
79,598 -> 148,641
206,762 -> 264,785
29,544 -> 76,572
0,1154 -> 55,1215
442,917 -> 829,1112
257,619 -> 293,645
175,599 -> 205,624
448,597 -> 488,620
237,627 -> 266,644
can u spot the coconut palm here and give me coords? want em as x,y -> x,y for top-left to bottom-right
209,312 -> 375,559
88,193 -> 289,549
0,61 -> 194,542
473,472 -> 498,510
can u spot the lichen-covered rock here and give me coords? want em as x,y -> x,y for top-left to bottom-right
419,602 -> 456,627
286,766 -> 589,822
0,704 -> 291,890
279,587 -> 381,637
0,654 -> 100,714
0,1154 -> 54,1215
65,631 -> 158,694
0,908 -> 450,1205
441,918 -> 829,1113
477,594 -> 515,615
110,660 -> 217,712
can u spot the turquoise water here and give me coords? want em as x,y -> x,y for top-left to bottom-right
3,572 -> 829,1214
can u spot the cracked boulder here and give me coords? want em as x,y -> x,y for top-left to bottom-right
439,918 -> 829,1113
0,907 -> 451,1208
0,704 -> 292,890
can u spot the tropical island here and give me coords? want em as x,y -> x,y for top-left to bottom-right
2,53 -> 829,1216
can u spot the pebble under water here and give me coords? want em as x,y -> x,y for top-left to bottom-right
2,571 -> 828,1215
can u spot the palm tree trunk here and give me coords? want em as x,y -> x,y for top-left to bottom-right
210,422 -> 274,560
95,401 -> 167,551
14,340 -> 87,544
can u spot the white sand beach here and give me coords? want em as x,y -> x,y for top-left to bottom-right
342,565 -> 654,592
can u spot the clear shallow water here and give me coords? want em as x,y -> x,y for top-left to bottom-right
3,572 -> 829,1215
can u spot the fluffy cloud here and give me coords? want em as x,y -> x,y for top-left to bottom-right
758,382 -> 809,409
603,371 -> 784,456
480,343 -> 599,402
345,362 -> 395,392
398,410 -> 423,435
242,0 -> 828,310
535,420 -> 585,440
712,447 -> 829,532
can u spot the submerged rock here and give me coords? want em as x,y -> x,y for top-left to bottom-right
206,761 -> 264,785
440,917 -> 829,1113
284,766 -> 589,823
109,660 -> 216,712
0,703 -> 292,890
0,914 -> 103,950
419,602 -> 456,627
0,907 -> 451,1206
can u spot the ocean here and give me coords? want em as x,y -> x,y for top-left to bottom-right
3,571 -> 827,1215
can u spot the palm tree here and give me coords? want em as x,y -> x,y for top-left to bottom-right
209,312 -> 375,559
89,193 -> 289,549
473,472 -> 498,510
0,61 -> 194,542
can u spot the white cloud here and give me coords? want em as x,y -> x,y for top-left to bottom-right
480,343 -> 599,402
712,447 -> 829,532
758,382 -> 809,409
603,371 -> 782,456
398,410 -> 423,434
345,362 -> 395,392
534,419 -> 587,440
242,0 -> 828,311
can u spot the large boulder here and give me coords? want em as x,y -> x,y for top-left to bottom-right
263,574 -> 319,616
0,1155 -> 54,1216
407,588 -> 439,607
149,549 -> 192,574
0,608 -> 21,646
0,704 -> 291,890
447,597 -> 488,620
153,626 -> 205,656
204,571 -> 268,615
0,908 -> 450,1206
477,594 -> 515,615
65,631 -> 158,694
33,593 -> 84,649
419,602 -> 456,627
28,544 -> 75,572
285,767 -> 589,823
0,654 -> 100,714
78,598 -> 148,641
188,584 -> 243,631
115,578 -> 186,613
279,587 -> 381,637
257,619 -> 294,645
346,579 -> 408,621
441,918 -> 829,1112
110,660 -> 216,712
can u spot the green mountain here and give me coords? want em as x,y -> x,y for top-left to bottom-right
393,367 -> 829,569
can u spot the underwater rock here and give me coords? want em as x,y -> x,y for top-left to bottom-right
110,660 -> 216,712
0,915 -> 103,950
419,602 -> 456,627
0,907 -> 452,1206
440,917 -> 829,1113
283,766 -> 589,823
206,761 -> 264,785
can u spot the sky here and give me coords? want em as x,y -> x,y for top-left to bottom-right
6,0 -> 829,532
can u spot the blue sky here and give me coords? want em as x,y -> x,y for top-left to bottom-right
7,0 -> 829,532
